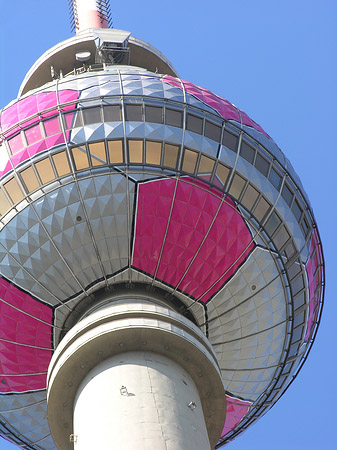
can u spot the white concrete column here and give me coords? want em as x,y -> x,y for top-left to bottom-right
73,352 -> 211,450
47,300 -> 226,450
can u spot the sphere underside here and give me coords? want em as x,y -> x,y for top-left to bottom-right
0,67 -> 324,449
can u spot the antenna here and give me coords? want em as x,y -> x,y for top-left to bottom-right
70,0 -> 113,34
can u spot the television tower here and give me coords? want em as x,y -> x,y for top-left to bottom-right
0,1 -> 324,449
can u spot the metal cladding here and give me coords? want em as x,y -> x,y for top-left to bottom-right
0,66 -> 324,449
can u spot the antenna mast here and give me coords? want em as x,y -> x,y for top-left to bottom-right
70,0 -> 112,34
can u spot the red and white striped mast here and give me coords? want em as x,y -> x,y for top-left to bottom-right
71,0 -> 111,33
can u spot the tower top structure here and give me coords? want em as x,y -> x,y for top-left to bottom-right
0,1 -> 324,449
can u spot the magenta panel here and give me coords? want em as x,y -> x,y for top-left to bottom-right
163,75 -> 269,138
133,177 -> 254,302
220,395 -> 252,438
0,90 -> 79,180
0,278 -> 53,393
305,229 -> 323,341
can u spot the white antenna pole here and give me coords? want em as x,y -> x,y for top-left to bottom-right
72,0 -> 110,34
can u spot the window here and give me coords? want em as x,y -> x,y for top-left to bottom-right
145,106 -> 163,123
229,174 -> 246,199
44,116 -> 61,136
269,168 -> 282,190
281,183 -> 293,206
35,158 -> 55,184
198,155 -> 215,175
163,144 -> 179,168
83,107 -> 101,125
89,142 -> 106,166
72,147 -> 89,170
145,141 -> 162,165
186,114 -> 203,134
4,177 -> 24,204
166,108 -> 182,127
204,121 -> 221,141
182,149 -> 198,173
222,130 -> 238,152
215,163 -> 230,186
241,184 -> 259,210
52,151 -> 71,176
128,140 -> 143,163
253,196 -> 270,221
20,166 -> 40,192
103,105 -> 121,122
240,141 -> 255,164
25,124 -> 42,145
255,153 -> 270,177
125,104 -> 142,121
108,140 -> 124,164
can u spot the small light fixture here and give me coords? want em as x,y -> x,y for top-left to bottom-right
188,401 -> 197,410
120,385 -> 128,396
75,51 -> 91,62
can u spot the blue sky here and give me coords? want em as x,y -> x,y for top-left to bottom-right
0,1 -> 336,449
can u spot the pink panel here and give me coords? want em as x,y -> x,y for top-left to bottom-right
0,278 -> 53,393
8,133 -> 24,155
220,395 -> 252,438
27,140 -> 48,158
133,177 -> 255,302
0,160 -> 13,179
44,116 -> 61,136
163,75 -> 269,138
25,124 -> 42,145
305,229 -> 323,341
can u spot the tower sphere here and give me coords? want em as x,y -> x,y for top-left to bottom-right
0,23 -> 324,450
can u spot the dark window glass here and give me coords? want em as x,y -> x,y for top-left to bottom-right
293,292 -> 305,310
292,199 -> 303,221
291,275 -> 304,296
291,326 -> 303,343
265,211 -> 281,235
281,183 -> 293,206
166,108 -> 182,127
293,311 -> 305,328
125,104 -> 143,121
83,107 -> 101,125
222,130 -> 238,152
145,106 -> 163,123
287,261 -> 301,280
255,153 -> 270,177
240,142 -> 255,164
187,114 -> 203,134
269,168 -> 282,190
287,343 -> 300,359
301,216 -> 309,235
103,105 -> 121,122
204,121 -> 221,141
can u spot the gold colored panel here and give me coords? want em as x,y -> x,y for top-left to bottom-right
254,196 -> 271,221
241,184 -> 259,210
52,151 -> 71,176
89,141 -> 106,166
20,166 -> 40,192
35,158 -> 55,184
128,140 -> 143,163
0,189 -> 11,216
72,147 -> 89,170
182,149 -> 198,173
198,155 -> 215,174
108,140 -> 124,164
229,173 -> 246,199
163,144 -> 179,169
216,163 -> 230,185
146,141 -> 162,165
4,177 -> 24,204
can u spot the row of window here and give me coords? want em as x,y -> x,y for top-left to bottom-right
1,98 -> 311,239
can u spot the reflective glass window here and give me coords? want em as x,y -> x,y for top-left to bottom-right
52,151 -> 71,176
145,106 -> 163,124
241,184 -> 259,210
265,211 -> 281,235
163,143 -> 179,168
145,141 -> 162,165
20,166 -> 40,192
240,141 -> 255,164
125,104 -> 143,121
292,199 -> 303,221
0,188 -> 11,216
229,173 -> 246,199
89,142 -> 106,166
254,196 -> 270,221
182,149 -> 198,173
269,168 -> 282,190
187,114 -> 203,134
293,311 -> 305,328
64,110 -> 80,129
128,140 -> 143,163
215,163 -> 230,186
4,177 -> 24,204
166,108 -> 182,127
35,158 -> 55,184
103,105 -> 121,122
108,140 -> 124,164
291,274 -> 304,296
204,121 -> 221,141
83,107 -> 102,125
72,147 -> 89,170
255,153 -> 270,177
198,155 -> 215,174
281,183 -> 293,206
222,130 -> 238,152
273,225 -> 290,249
